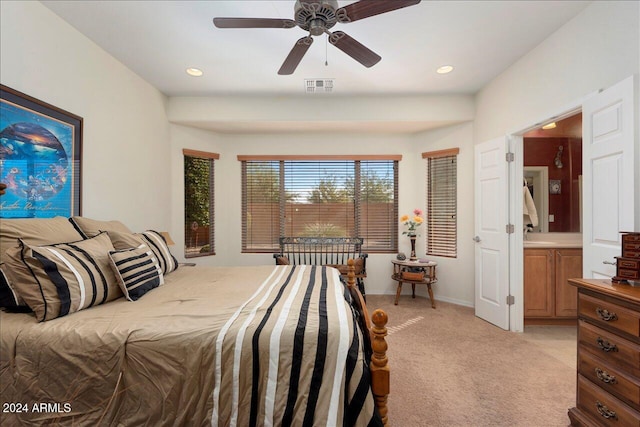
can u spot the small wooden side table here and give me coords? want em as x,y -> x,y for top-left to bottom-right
391,259 -> 438,308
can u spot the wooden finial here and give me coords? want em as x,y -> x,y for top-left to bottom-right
371,308 -> 390,425
347,258 -> 356,290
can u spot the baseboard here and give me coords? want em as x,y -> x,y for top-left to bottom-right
367,291 -> 474,308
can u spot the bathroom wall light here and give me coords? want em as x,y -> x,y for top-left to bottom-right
554,146 -> 564,168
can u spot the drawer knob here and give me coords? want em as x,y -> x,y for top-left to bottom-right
596,337 -> 618,353
596,401 -> 617,420
596,307 -> 618,321
595,367 -> 618,384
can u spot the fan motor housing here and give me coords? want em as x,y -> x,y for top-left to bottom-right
294,0 -> 339,35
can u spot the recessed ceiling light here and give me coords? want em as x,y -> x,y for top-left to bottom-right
186,67 -> 203,77
436,65 -> 454,74
542,122 -> 557,130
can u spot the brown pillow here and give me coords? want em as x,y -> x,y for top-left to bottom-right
0,216 -> 83,262
69,216 -> 132,239
276,256 -> 290,265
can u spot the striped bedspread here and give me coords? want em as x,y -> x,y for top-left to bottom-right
212,265 -> 380,427
0,264 -> 382,426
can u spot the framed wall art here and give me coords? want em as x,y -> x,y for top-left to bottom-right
0,84 -> 82,218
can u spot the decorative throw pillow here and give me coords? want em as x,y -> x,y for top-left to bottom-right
69,216 -> 133,239
4,232 -> 122,321
137,231 -> 178,275
109,244 -> 164,301
106,230 -> 178,276
0,216 -> 83,262
0,263 -> 29,311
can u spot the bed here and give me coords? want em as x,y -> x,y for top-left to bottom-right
0,217 -> 390,426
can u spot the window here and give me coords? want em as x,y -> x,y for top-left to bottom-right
239,155 -> 400,253
423,148 -> 459,258
183,149 -> 219,258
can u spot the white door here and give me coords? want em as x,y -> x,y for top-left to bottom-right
583,76 -> 636,278
474,137 -> 510,329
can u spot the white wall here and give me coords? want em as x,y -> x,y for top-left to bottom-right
168,94 -> 476,127
0,1 -> 171,231
475,1 -> 639,143
413,123 -> 475,306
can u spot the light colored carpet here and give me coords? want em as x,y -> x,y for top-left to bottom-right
366,295 -> 576,427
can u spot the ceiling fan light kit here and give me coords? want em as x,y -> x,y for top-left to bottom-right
213,0 -> 421,75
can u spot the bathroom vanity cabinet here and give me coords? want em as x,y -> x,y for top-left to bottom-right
524,247 -> 583,322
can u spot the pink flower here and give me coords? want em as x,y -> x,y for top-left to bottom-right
413,208 -> 423,217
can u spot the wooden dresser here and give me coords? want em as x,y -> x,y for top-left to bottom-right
568,278 -> 640,426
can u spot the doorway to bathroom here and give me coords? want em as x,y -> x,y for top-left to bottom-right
523,113 -> 582,234
522,113 -> 583,328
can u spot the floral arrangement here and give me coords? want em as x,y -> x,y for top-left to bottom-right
400,208 -> 424,236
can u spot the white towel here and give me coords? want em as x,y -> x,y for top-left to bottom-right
523,185 -> 538,227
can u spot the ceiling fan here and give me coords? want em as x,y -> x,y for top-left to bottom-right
213,0 -> 421,75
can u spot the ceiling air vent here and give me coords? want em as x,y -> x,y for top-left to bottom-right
304,78 -> 334,93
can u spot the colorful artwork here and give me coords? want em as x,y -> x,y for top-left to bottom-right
0,85 -> 82,218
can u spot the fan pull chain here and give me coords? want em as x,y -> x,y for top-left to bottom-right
325,34 -> 328,66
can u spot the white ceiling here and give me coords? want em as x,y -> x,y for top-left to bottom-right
42,0 -> 591,98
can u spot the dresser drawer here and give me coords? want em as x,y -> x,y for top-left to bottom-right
579,320 -> 640,372
625,251 -> 640,259
623,234 -> 640,244
580,293 -> 640,337
624,243 -> 640,252
579,350 -> 640,408
577,375 -> 640,427
618,258 -> 640,270
618,269 -> 640,280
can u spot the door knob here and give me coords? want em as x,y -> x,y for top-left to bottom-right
602,260 -> 616,265
472,236 -> 481,242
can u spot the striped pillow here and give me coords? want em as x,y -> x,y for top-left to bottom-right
4,232 -> 122,321
109,245 -> 164,301
137,231 -> 178,275
106,230 -> 178,276
0,263 -> 29,311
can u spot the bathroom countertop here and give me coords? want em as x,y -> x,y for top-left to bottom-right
523,232 -> 583,248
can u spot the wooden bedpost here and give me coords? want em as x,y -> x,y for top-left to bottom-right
371,309 -> 390,426
347,259 -> 390,426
